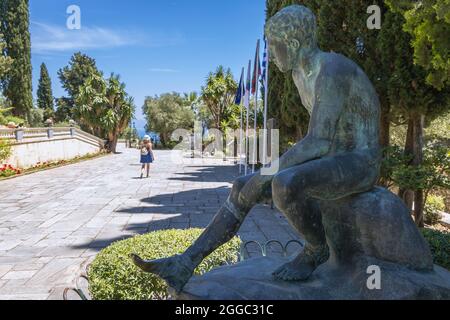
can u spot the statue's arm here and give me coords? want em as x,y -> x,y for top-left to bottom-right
277,73 -> 345,172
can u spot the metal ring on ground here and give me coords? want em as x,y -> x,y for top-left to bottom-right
263,240 -> 284,257
240,239 -> 304,261
63,263 -> 91,300
63,287 -> 88,301
284,240 -> 304,256
239,240 -> 264,261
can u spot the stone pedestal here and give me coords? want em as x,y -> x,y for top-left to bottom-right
178,256 -> 450,300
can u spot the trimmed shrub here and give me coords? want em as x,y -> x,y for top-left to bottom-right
0,139 -> 11,162
4,115 -> 25,126
28,108 -> 44,127
425,195 -> 445,226
421,229 -> 450,270
88,229 -> 241,300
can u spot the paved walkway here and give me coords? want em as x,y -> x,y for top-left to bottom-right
0,144 -> 300,300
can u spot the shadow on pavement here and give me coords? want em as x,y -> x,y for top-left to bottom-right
168,165 -> 238,183
71,187 -> 230,252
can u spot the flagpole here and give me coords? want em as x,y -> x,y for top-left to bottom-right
252,39 -> 260,174
245,60 -> 251,176
253,81 -> 258,174
239,67 -> 244,175
262,38 -> 269,168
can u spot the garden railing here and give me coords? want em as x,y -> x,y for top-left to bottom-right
0,127 -> 105,148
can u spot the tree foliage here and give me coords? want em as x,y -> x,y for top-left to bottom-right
37,63 -> 54,118
0,139 -> 11,162
386,0 -> 450,90
0,34 -> 12,82
381,144 -> 449,203
76,73 -> 135,153
143,93 -> 195,148
380,10 -> 449,125
380,8 -> 449,227
57,52 -> 102,122
0,0 -> 33,117
200,66 -> 237,131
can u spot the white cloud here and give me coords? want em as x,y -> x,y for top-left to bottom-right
31,22 -> 137,53
31,21 -> 184,53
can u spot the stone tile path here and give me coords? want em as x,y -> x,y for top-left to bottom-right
0,144 -> 300,300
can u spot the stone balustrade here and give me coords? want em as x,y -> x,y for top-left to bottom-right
0,127 -> 106,168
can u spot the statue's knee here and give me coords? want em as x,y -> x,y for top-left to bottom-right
272,172 -> 303,211
237,192 -> 253,211
229,176 -> 249,204
272,173 -> 291,210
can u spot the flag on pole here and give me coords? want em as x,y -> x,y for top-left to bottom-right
234,68 -> 245,105
251,39 -> 261,95
261,38 -> 268,88
246,60 -> 252,100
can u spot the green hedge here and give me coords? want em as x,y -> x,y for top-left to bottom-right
422,229 -> 450,270
424,195 -> 445,226
88,229 -> 241,300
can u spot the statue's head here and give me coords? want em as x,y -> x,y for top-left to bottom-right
265,5 -> 318,72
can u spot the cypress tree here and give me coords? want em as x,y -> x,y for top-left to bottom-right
0,34 -> 13,81
0,0 -> 33,117
37,63 -> 54,111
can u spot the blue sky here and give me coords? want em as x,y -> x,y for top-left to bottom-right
29,0 -> 266,131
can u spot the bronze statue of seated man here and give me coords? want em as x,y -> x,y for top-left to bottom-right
132,5 -> 382,293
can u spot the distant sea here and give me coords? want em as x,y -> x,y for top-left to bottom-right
136,127 -> 147,138
135,127 -> 160,142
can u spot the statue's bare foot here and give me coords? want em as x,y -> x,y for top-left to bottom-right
130,254 -> 194,293
272,245 -> 329,281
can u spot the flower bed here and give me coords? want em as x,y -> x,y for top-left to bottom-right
0,164 -> 21,177
29,160 -> 68,170
0,152 -> 107,180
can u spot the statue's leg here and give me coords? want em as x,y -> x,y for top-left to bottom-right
271,152 -> 379,281
272,174 -> 329,281
132,173 -> 266,293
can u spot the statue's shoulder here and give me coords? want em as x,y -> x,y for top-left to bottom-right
318,52 -> 377,96
319,52 -> 360,79
319,52 -> 380,112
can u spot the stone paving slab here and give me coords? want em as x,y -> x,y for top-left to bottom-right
0,144 -> 300,300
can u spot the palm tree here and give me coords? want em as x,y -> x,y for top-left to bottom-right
76,73 -> 135,153
201,66 -> 237,131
